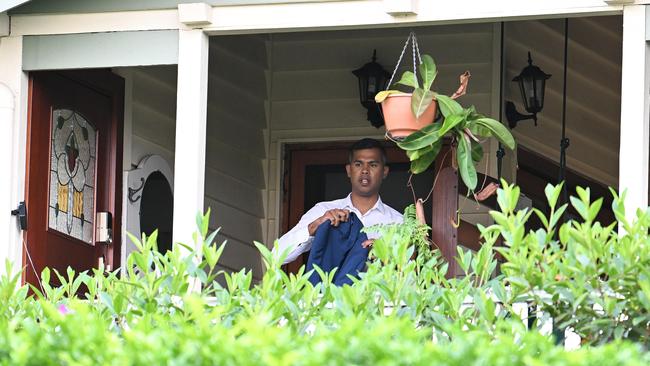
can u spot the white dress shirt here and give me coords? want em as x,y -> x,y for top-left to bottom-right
276,194 -> 403,264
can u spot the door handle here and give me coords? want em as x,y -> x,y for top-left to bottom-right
96,212 -> 113,244
11,201 -> 27,230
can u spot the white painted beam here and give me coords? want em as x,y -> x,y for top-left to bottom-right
605,0 -> 635,4
178,2 -> 213,28
383,0 -> 418,16
204,0 -> 622,35
619,4 -> 650,221
10,1 -> 623,37
172,29 -> 209,252
0,82 -> 15,273
22,31 -> 179,70
11,9 -> 179,36
0,36 -> 28,276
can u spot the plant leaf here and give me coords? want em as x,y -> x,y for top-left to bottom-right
406,144 -> 432,161
450,71 -> 471,99
396,71 -> 418,89
419,54 -> 437,91
457,136 -> 477,190
468,122 -> 491,137
374,90 -> 404,103
475,117 -> 515,149
411,89 -> 435,119
410,140 -> 442,174
471,141 -> 483,163
437,113 -> 466,137
397,122 -> 442,151
435,94 -> 463,117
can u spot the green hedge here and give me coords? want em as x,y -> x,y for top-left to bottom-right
0,182 -> 648,365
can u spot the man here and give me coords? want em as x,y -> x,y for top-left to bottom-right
276,138 -> 403,265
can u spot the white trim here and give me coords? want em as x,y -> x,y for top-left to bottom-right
383,0 -> 418,16
619,4 -> 649,221
0,82 -> 15,271
172,29 -> 209,252
10,9 -> 179,36
112,68 -> 134,172
203,0 -> 622,35
178,2 -> 213,27
8,1 -> 624,37
113,68 -> 133,273
23,30 -> 179,70
0,36 -> 28,275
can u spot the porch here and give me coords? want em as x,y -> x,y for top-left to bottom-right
0,1 -> 647,283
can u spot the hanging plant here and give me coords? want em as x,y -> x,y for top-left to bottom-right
397,90 -> 515,191
374,33 -> 515,192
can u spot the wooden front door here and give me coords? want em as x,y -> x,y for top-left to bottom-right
24,71 -> 124,288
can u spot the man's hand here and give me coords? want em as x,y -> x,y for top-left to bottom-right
361,239 -> 374,248
307,209 -> 350,236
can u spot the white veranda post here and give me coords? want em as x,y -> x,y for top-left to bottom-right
172,28 -> 209,251
0,35 -> 27,273
619,4 -> 650,223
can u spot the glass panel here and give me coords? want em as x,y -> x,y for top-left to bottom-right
48,109 -> 96,244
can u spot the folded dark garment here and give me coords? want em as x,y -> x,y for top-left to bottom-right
306,212 -> 369,286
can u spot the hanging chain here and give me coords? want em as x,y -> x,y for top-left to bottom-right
413,33 -> 422,64
386,33 -> 412,90
412,32 -> 422,77
412,36 -> 417,83
386,32 -> 423,90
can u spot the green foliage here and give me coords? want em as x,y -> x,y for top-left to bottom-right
375,54 -> 437,119
0,189 -> 649,364
487,181 -> 650,345
376,54 -> 516,191
398,92 -> 515,191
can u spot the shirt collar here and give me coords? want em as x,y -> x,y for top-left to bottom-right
344,193 -> 386,215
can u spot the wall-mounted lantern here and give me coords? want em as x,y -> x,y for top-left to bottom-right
505,52 -> 551,129
352,50 -> 390,128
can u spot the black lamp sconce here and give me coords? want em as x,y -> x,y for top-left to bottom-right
352,50 -> 390,128
505,52 -> 551,129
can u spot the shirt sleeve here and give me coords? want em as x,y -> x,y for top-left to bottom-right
275,204 -> 326,264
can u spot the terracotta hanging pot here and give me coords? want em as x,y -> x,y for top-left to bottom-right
381,93 -> 437,139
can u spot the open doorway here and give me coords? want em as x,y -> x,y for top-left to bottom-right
279,141 -> 435,273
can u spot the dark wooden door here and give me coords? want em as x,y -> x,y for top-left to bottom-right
24,71 -> 123,289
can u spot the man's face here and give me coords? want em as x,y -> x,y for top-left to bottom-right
346,148 -> 389,198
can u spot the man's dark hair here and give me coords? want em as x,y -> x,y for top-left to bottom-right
348,138 -> 387,165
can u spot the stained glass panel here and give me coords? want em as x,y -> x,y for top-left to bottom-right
48,109 -> 96,244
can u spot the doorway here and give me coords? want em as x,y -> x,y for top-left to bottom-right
24,70 -> 124,288
280,141 -> 435,273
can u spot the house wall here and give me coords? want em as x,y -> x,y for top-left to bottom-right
264,23 -> 500,243
504,16 -> 622,187
204,35 -> 268,280
121,34 -> 269,280
127,65 -> 178,169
